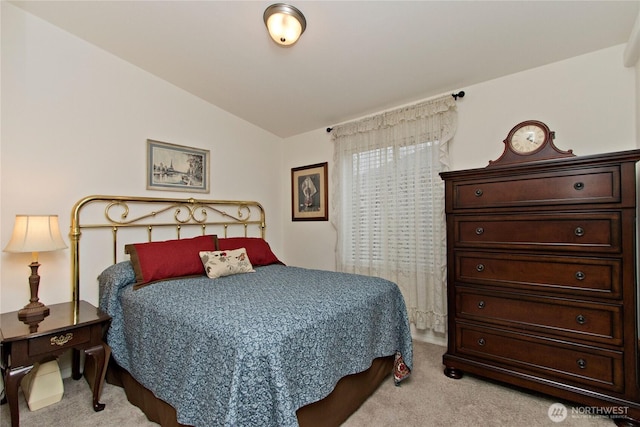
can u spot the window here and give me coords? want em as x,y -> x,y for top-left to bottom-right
344,141 -> 442,273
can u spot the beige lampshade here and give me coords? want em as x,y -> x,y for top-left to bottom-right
4,215 -> 67,254
264,3 -> 306,46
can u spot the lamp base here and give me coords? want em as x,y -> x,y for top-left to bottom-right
17,261 -> 50,324
18,302 -> 50,323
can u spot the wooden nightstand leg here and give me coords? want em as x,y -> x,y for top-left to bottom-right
4,365 -> 33,427
84,343 -> 110,412
72,348 -> 82,380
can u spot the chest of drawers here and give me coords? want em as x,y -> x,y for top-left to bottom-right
440,149 -> 640,425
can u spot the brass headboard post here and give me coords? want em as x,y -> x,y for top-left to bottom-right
70,196 -> 90,313
70,195 -> 266,310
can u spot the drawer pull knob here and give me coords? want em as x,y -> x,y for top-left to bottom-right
478,338 -> 486,346
575,271 -> 585,281
475,227 -> 484,235
50,333 -> 73,346
574,182 -> 585,191
577,358 -> 587,369
576,314 -> 586,325
574,227 -> 585,237
478,300 -> 486,309
474,189 -> 483,197
476,264 -> 485,272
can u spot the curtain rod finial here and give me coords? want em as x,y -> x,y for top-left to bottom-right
452,91 -> 465,100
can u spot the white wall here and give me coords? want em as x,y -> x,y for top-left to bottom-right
281,128 -> 335,271
1,3 -> 284,313
280,44 -> 637,272
451,45 -> 636,171
630,9 -> 640,149
636,54 -> 640,148
2,3 -> 638,314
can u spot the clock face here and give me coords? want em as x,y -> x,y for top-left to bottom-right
510,124 -> 546,154
491,121 -> 570,166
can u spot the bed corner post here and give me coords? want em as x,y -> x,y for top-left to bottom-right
259,202 -> 266,239
70,208 -> 81,312
70,196 -> 92,311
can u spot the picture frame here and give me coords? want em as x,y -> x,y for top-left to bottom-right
291,162 -> 328,221
147,139 -> 210,193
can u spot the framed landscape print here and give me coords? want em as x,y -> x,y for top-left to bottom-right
291,162 -> 328,221
147,139 -> 210,193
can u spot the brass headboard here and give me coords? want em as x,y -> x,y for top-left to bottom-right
70,195 -> 266,304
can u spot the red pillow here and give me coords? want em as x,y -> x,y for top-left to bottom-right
125,235 -> 218,288
217,237 -> 283,266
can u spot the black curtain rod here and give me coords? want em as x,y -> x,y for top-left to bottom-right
327,90 -> 466,133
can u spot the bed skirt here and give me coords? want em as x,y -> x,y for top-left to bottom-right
102,355 -> 394,427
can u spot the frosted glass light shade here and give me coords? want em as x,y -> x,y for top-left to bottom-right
264,3 -> 306,46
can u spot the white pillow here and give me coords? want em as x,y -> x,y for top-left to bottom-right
199,248 -> 255,279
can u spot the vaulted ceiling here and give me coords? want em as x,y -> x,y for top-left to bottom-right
11,1 -> 640,138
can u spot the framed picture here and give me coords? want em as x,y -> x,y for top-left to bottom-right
291,162 -> 328,221
147,139 -> 210,193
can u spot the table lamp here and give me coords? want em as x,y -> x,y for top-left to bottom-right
4,215 -> 67,322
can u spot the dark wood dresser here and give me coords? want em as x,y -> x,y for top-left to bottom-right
440,149 -> 640,425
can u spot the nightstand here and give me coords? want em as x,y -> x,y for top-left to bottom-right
0,300 -> 111,427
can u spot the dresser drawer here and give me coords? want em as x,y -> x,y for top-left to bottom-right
29,327 -> 91,357
456,323 -> 624,392
454,212 -> 621,253
455,251 -> 621,298
456,288 -> 622,344
452,166 -> 620,209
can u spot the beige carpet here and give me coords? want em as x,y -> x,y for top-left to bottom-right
1,341 -> 613,426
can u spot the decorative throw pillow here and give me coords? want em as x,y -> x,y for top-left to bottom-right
125,235 -> 218,288
217,237 -> 283,266
200,248 -> 255,279
394,351 -> 411,385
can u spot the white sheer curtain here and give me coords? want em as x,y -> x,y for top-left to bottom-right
330,95 -> 457,333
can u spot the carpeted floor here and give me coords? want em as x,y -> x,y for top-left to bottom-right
1,340 -> 614,426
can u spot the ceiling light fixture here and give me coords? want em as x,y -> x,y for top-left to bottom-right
263,3 -> 306,46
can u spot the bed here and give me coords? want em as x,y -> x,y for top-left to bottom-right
71,195 -> 413,427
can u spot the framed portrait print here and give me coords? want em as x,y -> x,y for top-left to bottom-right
291,162 -> 328,221
147,139 -> 210,193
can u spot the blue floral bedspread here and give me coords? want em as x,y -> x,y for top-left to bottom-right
99,262 -> 413,427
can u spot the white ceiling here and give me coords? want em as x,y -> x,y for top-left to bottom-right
10,1 -> 640,138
